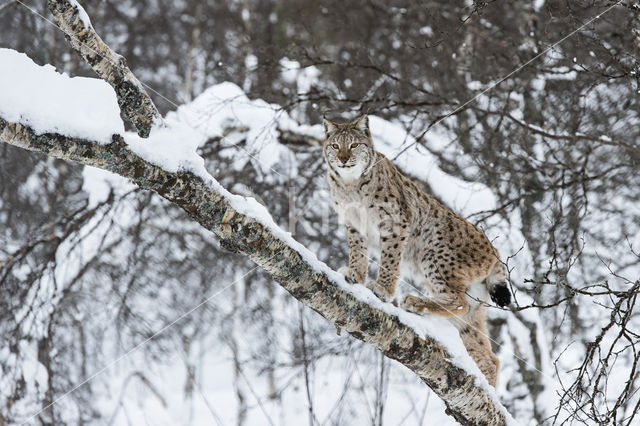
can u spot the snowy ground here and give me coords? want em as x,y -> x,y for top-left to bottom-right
96,337 -> 458,426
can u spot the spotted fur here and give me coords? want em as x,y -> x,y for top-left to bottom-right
323,115 -> 511,386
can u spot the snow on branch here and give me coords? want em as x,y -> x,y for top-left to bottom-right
47,0 -> 161,137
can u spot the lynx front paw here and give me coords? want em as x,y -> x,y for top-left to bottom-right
400,294 -> 427,315
338,266 -> 364,284
367,280 -> 394,302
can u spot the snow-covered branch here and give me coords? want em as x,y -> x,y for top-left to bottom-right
47,0 -> 160,137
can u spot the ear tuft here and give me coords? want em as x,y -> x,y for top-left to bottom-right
353,115 -> 370,136
323,118 -> 338,138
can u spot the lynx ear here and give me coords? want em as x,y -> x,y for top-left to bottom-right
353,115 -> 370,137
323,118 -> 338,138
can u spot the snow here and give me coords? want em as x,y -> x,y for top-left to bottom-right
20,349 -> 48,394
11,263 -> 31,281
166,81 -> 291,173
533,0 -> 545,12
125,119 -> 205,173
419,25 -> 434,36
0,48 -> 123,144
81,167 -> 134,207
279,58 -> 321,93
68,0 -> 93,29
530,76 -> 546,91
370,117 -> 498,216
99,341 -> 461,426
468,80 -> 483,90
544,66 -> 577,80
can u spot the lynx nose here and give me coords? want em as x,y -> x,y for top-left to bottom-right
338,154 -> 349,164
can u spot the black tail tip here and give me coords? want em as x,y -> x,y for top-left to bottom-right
490,284 -> 511,307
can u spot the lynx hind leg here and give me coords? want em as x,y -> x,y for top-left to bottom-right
401,278 -> 469,317
456,309 -> 500,387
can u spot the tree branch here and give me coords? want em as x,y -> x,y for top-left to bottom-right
0,117 -> 508,426
47,0 -> 161,137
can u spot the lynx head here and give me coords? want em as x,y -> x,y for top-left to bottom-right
322,115 -> 375,181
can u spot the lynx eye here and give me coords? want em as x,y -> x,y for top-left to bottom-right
350,143 -> 360,149
331,143 -> 339,149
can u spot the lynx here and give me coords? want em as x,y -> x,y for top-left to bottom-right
323,115 -> 511,387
